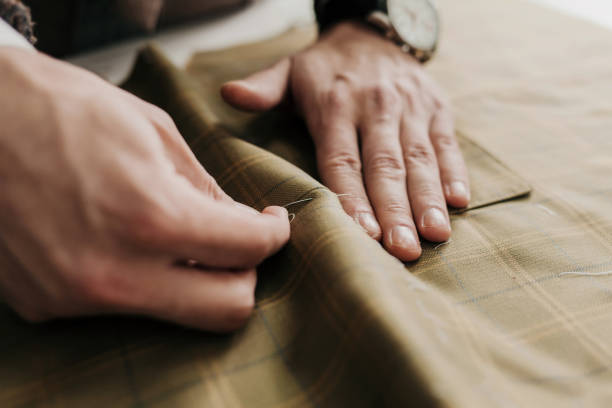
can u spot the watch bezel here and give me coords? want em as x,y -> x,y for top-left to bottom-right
386,0 -> 440,54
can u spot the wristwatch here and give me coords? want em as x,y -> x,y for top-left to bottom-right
314,0 -> 440,63
367,0 -> 440,63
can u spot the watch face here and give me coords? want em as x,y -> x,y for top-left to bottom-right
387,0 -> 439,51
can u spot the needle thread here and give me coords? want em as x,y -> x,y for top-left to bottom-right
283,197 -> 315,208
558,271 -> 612,278
282,192 -> 352,223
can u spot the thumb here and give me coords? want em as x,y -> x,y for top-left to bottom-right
221,57 -> 292,112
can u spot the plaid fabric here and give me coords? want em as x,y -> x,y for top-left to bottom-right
3,0 -> 612,406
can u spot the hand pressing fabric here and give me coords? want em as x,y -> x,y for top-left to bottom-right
0,48 -> 290,332
222,21 -> 470,262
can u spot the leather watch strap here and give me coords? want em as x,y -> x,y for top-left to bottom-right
314,0 -> 380,31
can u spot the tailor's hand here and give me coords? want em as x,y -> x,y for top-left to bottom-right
0,48 -> 290,332
222,21 -> 469,261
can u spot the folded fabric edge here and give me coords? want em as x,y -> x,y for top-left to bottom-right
121,44 -> 569,408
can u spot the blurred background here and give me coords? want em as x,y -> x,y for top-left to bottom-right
64,0 -> 612,84
533,0 -> 612,28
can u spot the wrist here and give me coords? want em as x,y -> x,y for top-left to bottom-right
316,1 -> 440,63
320,19 -> 376,36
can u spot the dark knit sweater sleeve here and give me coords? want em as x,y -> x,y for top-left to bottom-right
314,0 -> 379,31
0,0 -> 35,44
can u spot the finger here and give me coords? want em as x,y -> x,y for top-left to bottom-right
402,118 -> 451,243
430,109 -> 470,208
86,260 -> 259,332
360,94 -> 421,261
140,180 -> 291,270
313,114 -> 381,239
221,57 -> 292,112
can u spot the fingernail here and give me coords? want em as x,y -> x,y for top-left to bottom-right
389,226 -> 418,248
240,80 -> 254,90
355,212 -> 379,234
449,181 -> 469,200
265,206 -> 288,218
422,208 -> 448,230
234,202 -> 260,215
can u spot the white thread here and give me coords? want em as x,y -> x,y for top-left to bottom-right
282,193 -> 353,223
282,197 -> 315,208
283,197 -> 314,225
559,271 -> 612,278
434,238 -> 452,250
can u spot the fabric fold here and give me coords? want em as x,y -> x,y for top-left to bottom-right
118,45 -> 558,407
5,0 -> 612,406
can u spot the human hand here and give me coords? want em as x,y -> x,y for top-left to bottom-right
0,48 -> 290,332
221,21 -> 469,261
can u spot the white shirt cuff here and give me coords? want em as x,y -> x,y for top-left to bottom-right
0,17 -> 34,51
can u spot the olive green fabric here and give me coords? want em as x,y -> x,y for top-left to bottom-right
3,0 -> 612,406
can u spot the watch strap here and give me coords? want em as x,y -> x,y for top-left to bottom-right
314,0 -> 381,32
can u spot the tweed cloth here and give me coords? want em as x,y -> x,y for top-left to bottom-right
2,0 -> 612,406
0,0 -> 35,43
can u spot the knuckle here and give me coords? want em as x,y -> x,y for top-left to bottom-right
434,131 -> 458,150
414,188 -> 446,206
334,191 -> 369,215
366,152 -> 405,178
364,83 -> 400,111
343,196 -> 372,214
323,88 -> 347,112
321,151 -> 362,175
383,202 -> 411,215
404,143 -> 436,167
217,276 -> 256,332
397,81 -> 417,96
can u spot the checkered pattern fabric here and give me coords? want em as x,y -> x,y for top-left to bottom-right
2,0 -> 612,406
